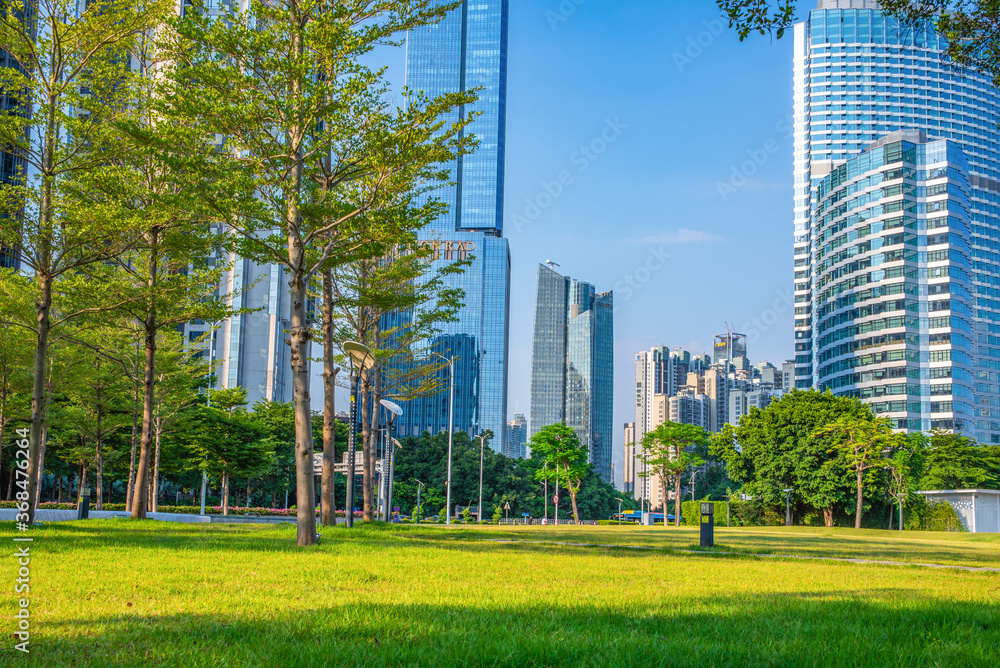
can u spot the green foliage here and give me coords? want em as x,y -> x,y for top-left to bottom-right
713,390 -> 879,526
718,1 -> 1000,88
680,500 -> 728,527
529,423 -> 590,522
920,431 -> 1000,490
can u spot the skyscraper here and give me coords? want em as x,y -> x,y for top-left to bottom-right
393,0 -> 511,446
793,1 -> 1000,442
530,263 -> 614,483
183,233 -> 295,406
505,412 -> 527,460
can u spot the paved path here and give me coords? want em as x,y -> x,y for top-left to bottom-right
483,538 -> 1000,574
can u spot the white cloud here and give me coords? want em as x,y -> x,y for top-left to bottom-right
641,228 -> 725,244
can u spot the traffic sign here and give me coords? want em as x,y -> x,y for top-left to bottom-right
503,502 -> 511,510
552,495 -> 558,503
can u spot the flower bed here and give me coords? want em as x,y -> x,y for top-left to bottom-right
1,501 -> 363,517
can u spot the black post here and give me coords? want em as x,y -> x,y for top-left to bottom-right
345,372 -> 359,529
700,502 -> 714,548
77,494 -> 90,520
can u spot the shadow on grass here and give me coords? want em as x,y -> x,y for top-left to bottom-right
33,594 -> 1000,667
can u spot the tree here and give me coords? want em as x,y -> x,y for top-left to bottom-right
184,406 -> 275,516
640,422 -> 709,527
921,430 -> 1000,490
713,390 -> 875,527
884,433 -> 927,530
326,223 -> 467,523
717,1 -> 1000,87
812,415 -> 895,530
529,424 -> 589,524
0,0 -> 165,523
159,0 -> 477,545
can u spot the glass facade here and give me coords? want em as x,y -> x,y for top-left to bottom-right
1,32 -> 30,270
812,134 -> 976,432
793,1 -> 1000,442
394,1 -> 511,447
530,264 -> 614,483
505,412 -> 527,459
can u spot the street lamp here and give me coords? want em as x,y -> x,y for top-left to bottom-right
474,432 -> 491,522
690,469 -> 698,502
379,399 -> 403,522
783,488 -> 794,527
615,498 -> 624,525
200,327 -> 217,517
387,438 -> 402,522
414,479 -> 425,523
343,341 -> 374,529
430,351 -> 455,525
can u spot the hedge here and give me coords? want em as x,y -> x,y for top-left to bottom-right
680,500 -> 731,526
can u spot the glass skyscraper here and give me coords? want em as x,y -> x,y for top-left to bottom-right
793,1 -> 1000,442
393,0 -> 511,447
530,264 -> 614,483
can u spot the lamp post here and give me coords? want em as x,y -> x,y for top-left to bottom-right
387,438 -> 401,522
430,352 -> 455,525
415,479 -> 425,523
343,341 -> 374,529
200,328 -> 217,516
474,432 -> 490,522
379,400 -> 403,522
690,469 -> 698,502
783,488 -> 794,527
615,498 -> 624,525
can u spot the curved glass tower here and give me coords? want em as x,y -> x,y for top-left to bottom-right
793,0 -> 1000,442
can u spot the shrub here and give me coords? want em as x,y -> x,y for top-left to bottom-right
680,500 -> 729,526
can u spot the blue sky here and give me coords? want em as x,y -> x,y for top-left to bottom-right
336,0 -> 799,485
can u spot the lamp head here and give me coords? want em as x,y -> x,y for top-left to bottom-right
380,399 -> 403,416
343,341 -> 375,371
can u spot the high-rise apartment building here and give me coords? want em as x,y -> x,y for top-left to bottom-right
623,422 -> 635,493
393,0 -> 511,447
505,412 -> 527,460
530,263 -> 614,482
793,1 -> 1000,441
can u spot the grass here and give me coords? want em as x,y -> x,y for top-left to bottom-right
1,521 -> 998,667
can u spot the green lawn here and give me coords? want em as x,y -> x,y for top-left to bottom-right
2,521 -> 998,667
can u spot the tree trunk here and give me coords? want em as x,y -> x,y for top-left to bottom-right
674,472 -> 682,527
321,270 -> 338,527
126,383 -> 139,512
568,481 -> 581,524
24,88 -> 58,525
96,440 -> 104,511
96,396 -> 104,511
223,470 -> 229,516
823,507 -> 834,527
288,267 -> 317,543
855,468 -> 863,530
131,227 -> 159,520
246,481 -> 251,509
152,414 -> 162,513
79,464 -> 89,504
659,473 -> 669,527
